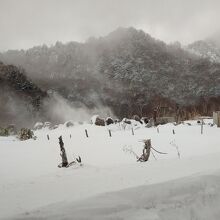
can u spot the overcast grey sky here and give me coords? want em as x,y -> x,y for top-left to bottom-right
0,0 -> 219,51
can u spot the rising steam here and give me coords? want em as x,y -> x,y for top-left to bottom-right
42,93 -> 115,124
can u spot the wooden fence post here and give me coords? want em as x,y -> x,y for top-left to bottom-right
85,129 -> 89,138
108,130 -> 112,137
201,119 -> 204,134
132,127 -> 134,135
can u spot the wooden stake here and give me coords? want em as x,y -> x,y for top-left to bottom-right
47,134 -> 50,140
132,127 -> 134,135
201,119 -> 204,134
85,129 -> 89,138
173,129 -> 175,134
108,130 -> 112,137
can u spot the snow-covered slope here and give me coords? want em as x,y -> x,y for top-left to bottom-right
15,172 -> 220,220
0,119 -> 220,219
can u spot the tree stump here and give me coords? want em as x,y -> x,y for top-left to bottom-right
137,139 -> 151,162
58,136 -> 68,167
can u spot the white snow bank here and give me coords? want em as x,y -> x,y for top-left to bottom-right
13,171 -> 220,220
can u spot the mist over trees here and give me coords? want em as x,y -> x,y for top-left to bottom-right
0,27 -> 220,125
0,62 -> 47,127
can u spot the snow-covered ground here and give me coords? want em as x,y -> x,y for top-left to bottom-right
0,119 -> 220,219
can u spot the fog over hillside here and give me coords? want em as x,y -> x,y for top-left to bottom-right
0,27 -> 220,127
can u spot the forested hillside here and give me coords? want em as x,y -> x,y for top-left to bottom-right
0,62 -> 47,127
1,27 -> 220,122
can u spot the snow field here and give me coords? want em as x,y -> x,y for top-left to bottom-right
0,119 -> 220,219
